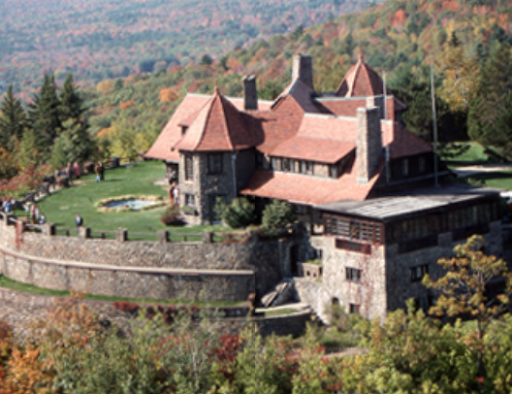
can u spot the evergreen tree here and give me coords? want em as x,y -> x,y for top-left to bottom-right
28,74 -> 62,151
61,119 -> 95,164
0,86 -> 26,151
467,44 -> 512,156
59,74 -> 84,122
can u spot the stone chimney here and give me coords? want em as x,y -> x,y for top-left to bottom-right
243,75 -> 258,110
356,106 -> 382,184
292,54 -> 314,89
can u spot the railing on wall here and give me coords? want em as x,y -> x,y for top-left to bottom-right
0,212 -> 253,245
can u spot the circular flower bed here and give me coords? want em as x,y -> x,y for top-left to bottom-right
96,195 -> 166,212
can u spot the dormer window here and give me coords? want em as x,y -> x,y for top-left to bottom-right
181,126 -> 188,136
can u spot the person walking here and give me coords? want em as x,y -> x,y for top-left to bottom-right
75,214 -> 83,227
95,163 -> 101,183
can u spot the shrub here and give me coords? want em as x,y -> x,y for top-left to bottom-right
160,204 -> 183,226
261,199 -> 296,231
218,197 -> 255,228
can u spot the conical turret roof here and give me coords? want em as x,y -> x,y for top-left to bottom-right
336,52 -> 390,97
174,87 -> 254,152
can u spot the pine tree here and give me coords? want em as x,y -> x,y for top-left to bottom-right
59,74 -> 84,122
0,86 -> 26,151
28,74 -> 62,151
61,119 -> 94,164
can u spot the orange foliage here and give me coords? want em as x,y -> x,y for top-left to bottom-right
119,100 -> 136,110
159,88 -> 180,103
98,126 -> 115,137
390,9 -> 407,30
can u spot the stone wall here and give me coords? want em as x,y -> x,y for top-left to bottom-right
0,287 -> 312,340
0,218 -> 307,302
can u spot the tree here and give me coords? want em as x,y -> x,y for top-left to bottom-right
28,74 -> 62,151
0,86 -> 26,151
200,54 -> 213,66
59,74 -> 84,122
423,235 -> 512,390
261,199 -> 296,231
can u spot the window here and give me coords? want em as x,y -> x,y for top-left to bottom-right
418,156 -> 426,173
402,158 -> 409,176
346,267 -> 362,283
271,157 -> 279,170
281,158 -> 290,171
410,264 -> 428,282
329,165 -> 338,178
181,126 -> 188,136
349,303 -> 360,314
184,193 -> 195,208
300,160 -> 314,175
294,204 -> 306,215
207,153 -> 223,174
184,154 -> 193,181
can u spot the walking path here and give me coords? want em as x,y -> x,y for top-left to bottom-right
451,164 -> 512,177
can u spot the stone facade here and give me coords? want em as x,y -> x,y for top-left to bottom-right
179,149 -> 256,225
356,106 -> 382,184
306,219 -> 503,322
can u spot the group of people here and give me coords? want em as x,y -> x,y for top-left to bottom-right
23,202 -> 46,225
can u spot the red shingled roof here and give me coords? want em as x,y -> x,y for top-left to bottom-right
382,122 -> 433,158
240,165 -> 380,206
174,88 -> 255,152
144,94 -> 210,161
336,53 -> 390,97
269,114 -> 357,163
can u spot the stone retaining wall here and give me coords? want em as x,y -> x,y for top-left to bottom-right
0,217 -> 318,302
0,287 -> 312,340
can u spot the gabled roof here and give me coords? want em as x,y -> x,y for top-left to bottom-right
336,53 -> 390,97
174,87 -> 255,152
269,114 -> 357,163
381,121 -> 433,158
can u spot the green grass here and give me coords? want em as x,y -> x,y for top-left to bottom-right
18,161 -> 228,237
441,141 -> 490,166
264,308 -> 298,316
0,274 -> 244,307
464,170 -> 512,190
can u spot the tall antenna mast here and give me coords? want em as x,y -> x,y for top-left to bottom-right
382,69 -> 387,120
430,61 -> 439,187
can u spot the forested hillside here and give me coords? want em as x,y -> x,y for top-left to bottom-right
1,0 -> 512,194
79,0 -> 512,160
0,0 -> 375,97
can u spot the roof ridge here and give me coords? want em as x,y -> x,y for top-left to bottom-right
218,94 -> 234,151
194,94 -> 216,151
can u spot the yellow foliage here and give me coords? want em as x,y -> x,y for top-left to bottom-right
96,79 -> 115,94
159,88 -> 180,103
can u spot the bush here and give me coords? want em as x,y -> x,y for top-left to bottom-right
218,197 -> 255,228
261,199 -> 296,231
160,204 -> 183,226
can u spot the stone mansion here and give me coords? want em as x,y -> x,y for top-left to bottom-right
146,54 -> 503,319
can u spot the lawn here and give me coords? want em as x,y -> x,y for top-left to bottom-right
21,161 -> 225,237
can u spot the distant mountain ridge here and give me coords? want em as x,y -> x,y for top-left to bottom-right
0,0 -> 379,96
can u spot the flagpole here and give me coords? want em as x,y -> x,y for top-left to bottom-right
430,62 -> 439,187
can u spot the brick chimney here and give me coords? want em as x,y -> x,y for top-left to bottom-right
356,106 -> 382,183
243,75 -> 258,110
292,54 -> 313,89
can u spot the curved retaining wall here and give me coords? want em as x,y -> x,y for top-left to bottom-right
0,287 -> 313,339
0,217 -> 308,302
